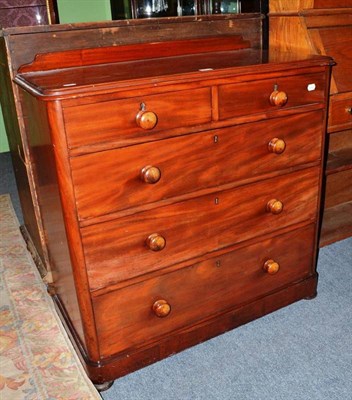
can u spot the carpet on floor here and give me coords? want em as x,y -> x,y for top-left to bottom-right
0,194 -> 101,400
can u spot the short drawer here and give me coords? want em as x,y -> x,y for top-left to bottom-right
63,88 -> 212,148
328,94 -> 352,133
82,167 -> 320,290
71,111 -> 323,220
218,72 -> 326,120
93,224 -> 315,357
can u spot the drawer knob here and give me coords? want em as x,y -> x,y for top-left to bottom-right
136,108 -> 158,130
153,299 -> 171,318
266,199 -> 284,215
269,90 -> 288,107
263,259 -> 280,275
140,165 -> 161,184
268,138 -> 286,154
346,107 -> 352,115
146,233 -> 166,251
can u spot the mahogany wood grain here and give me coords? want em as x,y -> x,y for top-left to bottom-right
14,54 -> 331,101
93,225 -> 315,357
218,72 -> 326,120
18,36 -> 251,73
64,88 -> 211,149
82,167 -> 320,290
70,111 -> 323,220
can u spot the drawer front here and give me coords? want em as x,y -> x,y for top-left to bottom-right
328,94 -> 352,133
218,73 -> 326,120
71,111 -> 323,220
82,167 -> 320,290
93,225 -> 315,357
63,88 -> 212,148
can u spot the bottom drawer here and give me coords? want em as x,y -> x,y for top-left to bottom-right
93,224 -> 316,358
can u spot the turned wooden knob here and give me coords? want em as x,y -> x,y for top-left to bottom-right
152,299 -> 171,318
263,259 -> 280,275
268,138 -> 286,154
266,199 -> 284,215
140,165 -> 161,184
146,233 -> 166,251
136,109 -> 158,130
269,90 -> 288,107
346,107 -> 352,115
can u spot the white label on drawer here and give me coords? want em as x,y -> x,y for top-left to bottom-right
307,83 -> 316,91
199,68 -> 214,72
63,83 -> 77,87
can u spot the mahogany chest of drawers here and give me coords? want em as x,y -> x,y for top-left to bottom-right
13,26 -> 332,387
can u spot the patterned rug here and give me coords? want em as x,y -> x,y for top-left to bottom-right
0,194 -> 101,400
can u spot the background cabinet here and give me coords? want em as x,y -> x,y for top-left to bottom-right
269,0 -> 352,246
110,0 -> 267,19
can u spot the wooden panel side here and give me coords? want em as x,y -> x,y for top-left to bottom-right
45,100 -> 102,362
5,17 -> 262,73
18,90 -> 106,361
19,36 -> 251,73
316,26 -> 352,93
0,37 -> 51,276
269,16 -> 313,57
19,89 -> 88,347
269,0 -> 314,13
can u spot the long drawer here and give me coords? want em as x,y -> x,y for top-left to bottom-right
93,224 -> 316,358
71,111 -> 323,220
63,87 -> 212,149
82,167 -> 320,290
218,72 -> 326,120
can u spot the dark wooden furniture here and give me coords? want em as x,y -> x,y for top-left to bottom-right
7,15 -> 332,388
269,0 -> 352,246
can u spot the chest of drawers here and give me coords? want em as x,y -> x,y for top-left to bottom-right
14,30 -> 332,388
